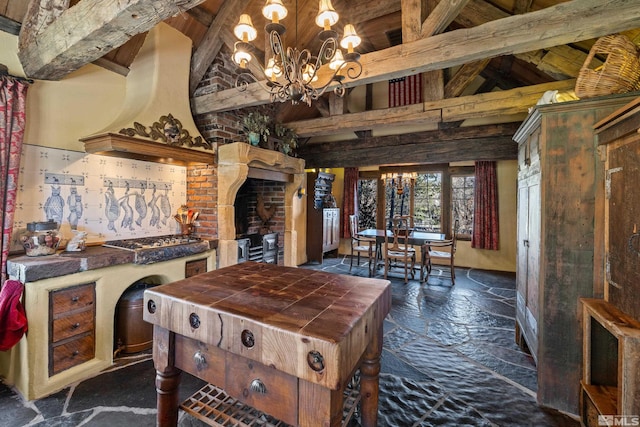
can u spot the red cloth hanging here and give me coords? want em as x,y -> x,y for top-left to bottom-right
0,280 -> 28,351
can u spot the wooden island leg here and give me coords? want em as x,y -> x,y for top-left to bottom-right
359,323 -> 383,427
153,325 -> 181,427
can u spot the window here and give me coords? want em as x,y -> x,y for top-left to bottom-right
413,172 -> 442,232
451,174 -> 474,237
357,178 -> 377,230
376,166 -> 474,239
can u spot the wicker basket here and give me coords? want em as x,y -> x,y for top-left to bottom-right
575,34 -> 640,99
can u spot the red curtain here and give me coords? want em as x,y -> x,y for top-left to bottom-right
341,167 -> 358,238
1,75 -> 30,286
472,161 -> 499,250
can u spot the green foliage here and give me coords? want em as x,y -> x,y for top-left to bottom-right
274,124 -> 298,155
242,112 -> 271,142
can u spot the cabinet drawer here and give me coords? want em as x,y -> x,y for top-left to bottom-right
174,335 -> 298,425
50,333 -> 94,376
185,258 -> 207,278
51,283 -> 95,316
51,310 -> 94,343
225,353 -> 298,425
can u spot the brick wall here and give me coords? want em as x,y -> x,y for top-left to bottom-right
186,163 -> 217,239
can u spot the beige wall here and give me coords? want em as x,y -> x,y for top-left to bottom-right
338,160 -> 517,273
0,33 -> 125,151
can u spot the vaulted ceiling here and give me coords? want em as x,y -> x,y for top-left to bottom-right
2,0 -> 640,167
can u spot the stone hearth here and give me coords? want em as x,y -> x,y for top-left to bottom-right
217,143 -> 305,268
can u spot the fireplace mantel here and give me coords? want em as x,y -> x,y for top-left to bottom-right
217,143 -> 306,268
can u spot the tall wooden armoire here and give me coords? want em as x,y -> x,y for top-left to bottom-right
512,93 -> 638,415
579,96 -> 640,426
306,171 -> 339,264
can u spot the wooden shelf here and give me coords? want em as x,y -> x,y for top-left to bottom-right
581,382 -> 618,416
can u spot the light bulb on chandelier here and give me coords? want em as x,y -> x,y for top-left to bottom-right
232,0 -> 363,106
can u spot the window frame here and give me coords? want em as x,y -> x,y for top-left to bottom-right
374,165 -> 474,240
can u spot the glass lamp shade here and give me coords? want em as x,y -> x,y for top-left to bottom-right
315,0 -> 339,30
302,64 -> 319,83
340,24 -> 361,52
265,58 -> 283,80
262,0 -> 288,23
234,14 -> 257,42
329,49 -> 345,70
233,49 -> 252,67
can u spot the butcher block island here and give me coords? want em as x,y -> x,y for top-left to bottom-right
143,262 -> 391,427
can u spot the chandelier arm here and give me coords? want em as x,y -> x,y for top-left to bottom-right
235,72 -> 280,95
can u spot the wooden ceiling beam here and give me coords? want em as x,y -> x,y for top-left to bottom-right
192,0 -> 640,114
189,0 -> 251,94
286,79 -> 575,137
299,123 -> 520,168
17,0 -> 208,80
444,58 -> 492,98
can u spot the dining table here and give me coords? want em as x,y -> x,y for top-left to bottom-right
357,228 -> 446,279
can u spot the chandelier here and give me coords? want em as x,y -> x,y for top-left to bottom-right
232,0 -> 363,106
381,172 -> 417,195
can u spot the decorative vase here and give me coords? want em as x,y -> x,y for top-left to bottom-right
248,132 -> 260,146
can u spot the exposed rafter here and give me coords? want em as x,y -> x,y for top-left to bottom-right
18,0 -> 208,80
192,0 -> 640,114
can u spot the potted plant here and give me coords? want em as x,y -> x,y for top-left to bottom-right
242,112 -> 271,146
274,124 -> 298,155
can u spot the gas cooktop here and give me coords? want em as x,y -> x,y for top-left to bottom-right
103,235 -> 201,251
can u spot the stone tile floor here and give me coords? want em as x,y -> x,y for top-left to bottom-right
0,258 -> 581,426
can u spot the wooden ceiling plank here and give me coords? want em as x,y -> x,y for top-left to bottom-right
401,0 -> 423,42
189,0 -> 251,94
17,0 -> 208,80
195,0 -> 639,113
444,58 -> 492,98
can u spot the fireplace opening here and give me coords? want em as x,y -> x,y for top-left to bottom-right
113,277 -> 161,356
234,178 -> 285,263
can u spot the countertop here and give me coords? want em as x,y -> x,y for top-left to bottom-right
7,240 -> 218,283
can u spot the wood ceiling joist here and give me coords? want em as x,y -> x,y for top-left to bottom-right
17,0 -> 208,80
189,0 -> 251,94
286,79 -> 575,137
444,58 -> 492,98
192,0 -> 640,114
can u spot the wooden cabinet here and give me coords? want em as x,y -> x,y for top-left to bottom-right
49,282 -> 96,376
580,96 -> 640,426
512,93 -> 637,415
322,208 -> 340,253
307,172 -> 339,263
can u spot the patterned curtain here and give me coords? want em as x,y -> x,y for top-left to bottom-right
341,167 -> 359,238
472,161 -> 500,250
1,75 -> 30,286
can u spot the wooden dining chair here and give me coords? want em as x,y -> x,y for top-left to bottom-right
421,219 -> 459,284
348,214 -> 375,276
384,216 -> 416,283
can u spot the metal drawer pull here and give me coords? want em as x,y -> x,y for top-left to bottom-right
249,379 -> 267,394
71,296 -> 80,302
193,351 -> 207,371
71,323 -> 80,329
72,350 -> 79,357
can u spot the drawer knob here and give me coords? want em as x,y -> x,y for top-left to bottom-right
193,351 -> 207,371
72,350 -> 79,357
241,329 -> 255,348
147,300 -> 156,314
71,296 -> 80,302
189,313 -> 200,329
249,379 -> 267,394
71,323 -> 80,330
307,350 -> 325,372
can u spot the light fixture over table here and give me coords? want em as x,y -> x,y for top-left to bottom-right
232,0 -> 363,106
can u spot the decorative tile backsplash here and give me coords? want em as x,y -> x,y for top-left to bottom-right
10,144 -> 187,252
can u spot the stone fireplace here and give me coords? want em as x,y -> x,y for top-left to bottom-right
217,143 -> 306,268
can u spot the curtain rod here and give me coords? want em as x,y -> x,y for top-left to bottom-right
0,63 -> 34,84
